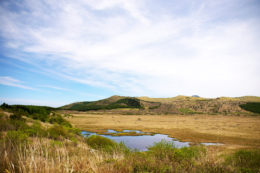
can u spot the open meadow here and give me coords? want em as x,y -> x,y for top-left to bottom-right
67,113 -> 260,150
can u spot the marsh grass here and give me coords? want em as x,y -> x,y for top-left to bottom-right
68,114 -> 260,147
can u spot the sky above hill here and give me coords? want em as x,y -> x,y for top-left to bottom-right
0,0 -> 260,107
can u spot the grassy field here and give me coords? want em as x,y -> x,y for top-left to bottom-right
67,114 -> 260,150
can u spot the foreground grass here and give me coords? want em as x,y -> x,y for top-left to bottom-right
1,133 -> 260,173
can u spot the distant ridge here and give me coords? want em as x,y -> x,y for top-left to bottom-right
138,95 -> 260,103
59,95 -> 260,114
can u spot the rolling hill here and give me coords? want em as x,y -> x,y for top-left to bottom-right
59,95 -> 260,115
59,95 -> 160,111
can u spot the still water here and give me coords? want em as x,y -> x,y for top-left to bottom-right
81,129 -> 222,151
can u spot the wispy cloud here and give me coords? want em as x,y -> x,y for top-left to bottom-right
0,0 -> 260,98
0,76 -> 38,91
36,85 -> 71,91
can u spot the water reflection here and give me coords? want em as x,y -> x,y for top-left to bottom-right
81,130 -> 223,151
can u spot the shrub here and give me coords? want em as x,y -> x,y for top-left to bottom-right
47,125 -> 68,140
86,135 -> 118,149
147,139 -> 175,160
9,119 -> 29,131
5,131 -> 29,145
147,140 -> 204,163
25,121 -> 47,137
60,121 -> 72,128
226,150 -> 260,169
49,114 -> 72,127
65,127 -> 81,135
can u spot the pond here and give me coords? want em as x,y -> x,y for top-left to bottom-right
81,129 -> 223,151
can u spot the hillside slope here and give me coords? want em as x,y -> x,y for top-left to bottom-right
60,95 -> 260,115
60,96 -> 160,111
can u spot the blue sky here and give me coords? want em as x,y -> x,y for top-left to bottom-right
0,0 -> 260,107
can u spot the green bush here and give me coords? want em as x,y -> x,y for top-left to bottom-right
49,114 -> 72,127
60,121 -> 72,128
171,146 -> 203,162
147,139 -> 175,160
9,119 -> 29,131
147,140 -> 204,163
86,135 -> 118,149
65,126 -> 81,135
25,121 -> 47,137
226,150 -> 260,170
47,125 -> 68,140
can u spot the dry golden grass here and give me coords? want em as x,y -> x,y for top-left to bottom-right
67,114 -> 260,150
1,136 -> 125,173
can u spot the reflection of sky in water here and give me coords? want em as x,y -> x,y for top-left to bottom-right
106,129 -> 144,133
81,130 -> 223,151
103,135 -> 190,151
201,143 -> 224,146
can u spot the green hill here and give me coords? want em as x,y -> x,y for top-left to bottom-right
59,96 -> 160,111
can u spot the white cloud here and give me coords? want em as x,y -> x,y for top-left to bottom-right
0,0 -> 260,98
0,76 -> 38,91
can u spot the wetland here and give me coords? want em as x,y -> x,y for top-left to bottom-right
68,114 -> 260,149
82,129 -> 223,151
